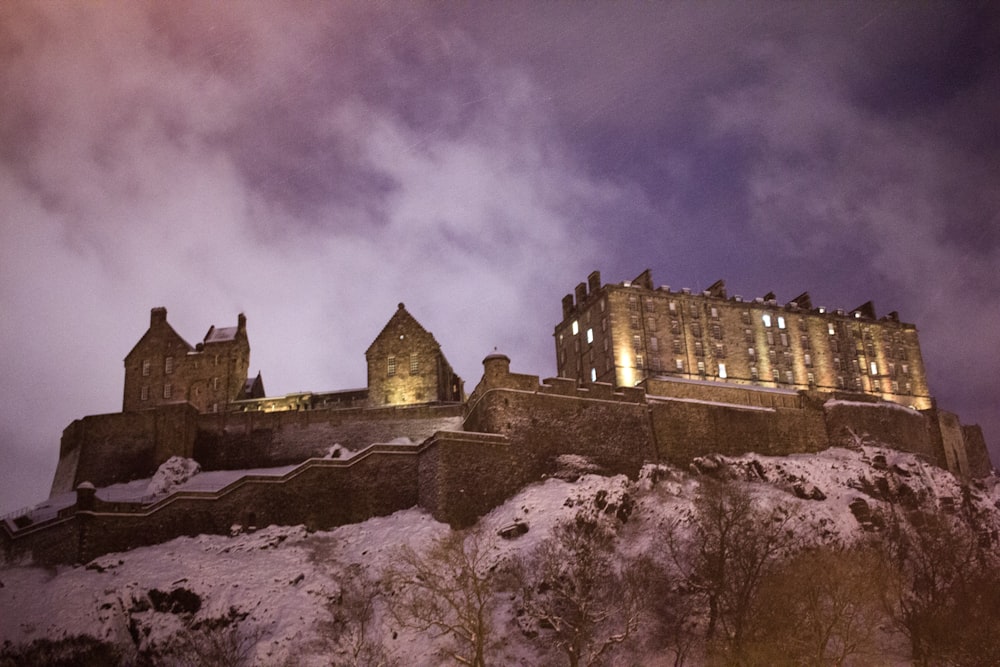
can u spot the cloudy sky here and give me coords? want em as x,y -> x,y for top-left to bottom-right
2,2 -> 997,512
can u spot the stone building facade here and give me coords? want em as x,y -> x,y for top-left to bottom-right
365,303 -> 464,408
555,270 -> 931,410
122,308 -> 262,414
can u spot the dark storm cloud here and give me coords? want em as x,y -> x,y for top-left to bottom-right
1,2 -> 997,512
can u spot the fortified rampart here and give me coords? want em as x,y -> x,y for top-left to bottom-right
3,274 -> 994,565
6,353 -> 991,565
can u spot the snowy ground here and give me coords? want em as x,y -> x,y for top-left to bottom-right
1,445 -> 997,665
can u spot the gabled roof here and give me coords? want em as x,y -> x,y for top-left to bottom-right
123,309 -> 193,361
365,303 -> 440,356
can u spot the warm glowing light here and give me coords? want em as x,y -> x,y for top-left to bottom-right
870,361 -> 878,375
777,316 -> 786,329
718,363 -> 727,379
762,313 -> 772,327
586,328 -> 593,344
619,350 -> 635,386
572,320 -> 579,335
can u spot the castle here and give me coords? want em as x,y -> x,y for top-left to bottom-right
2,270 -> 992,564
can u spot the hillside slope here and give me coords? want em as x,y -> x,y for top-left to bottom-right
2,445 -> 998,666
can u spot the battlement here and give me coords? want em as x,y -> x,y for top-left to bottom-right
5,271 -> 991,565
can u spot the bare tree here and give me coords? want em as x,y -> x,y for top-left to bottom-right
324,564 -> 397,667
743,544 -> 893,666
161,608 -> 263,667
668,479 -> 799,663
386,531 -> 498,667
516,512 -> 647,667
881,510 -> 1000,666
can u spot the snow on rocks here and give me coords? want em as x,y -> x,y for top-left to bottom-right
145,457 -> 201,497
2,446 -> 998,665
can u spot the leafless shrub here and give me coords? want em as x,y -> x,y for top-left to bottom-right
386,531 -> 499,667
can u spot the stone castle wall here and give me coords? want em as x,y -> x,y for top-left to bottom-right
53,404 -> 199,495
12,355 -> 994,566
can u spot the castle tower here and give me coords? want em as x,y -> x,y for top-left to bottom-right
365,303 -> 463,407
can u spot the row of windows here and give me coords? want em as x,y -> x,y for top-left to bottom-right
141,354 -> 229,377
139,377 -> 223,401
386,353 -> 420,377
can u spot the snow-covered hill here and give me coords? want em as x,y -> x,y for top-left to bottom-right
2,445 -> 998,665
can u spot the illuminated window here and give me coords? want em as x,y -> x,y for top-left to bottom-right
785,370 -> 794,384
586,328 -> 594,344
710,307 -> 719,319
571,320 -> 579,335
141,386 -> 149,401
778,316 -> 786,329
902,364 -> 909,375
748,347 -> 755,357
697,360 -> 706,375
718,363 -> 727,379
669,301 -> 677,313
828,323 -> 835,335
676,359 -> 684,371
590,368 -> 597,382
163,383 -> 172,399
804,353 -> 812,367
142,359 -> 150,377
762,314 -> 772,327
870,361 -> 878,376
750,366 -> 758,380
410,353 -> 419,373
387,355 -> 396,376
165,356 -> 174,374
